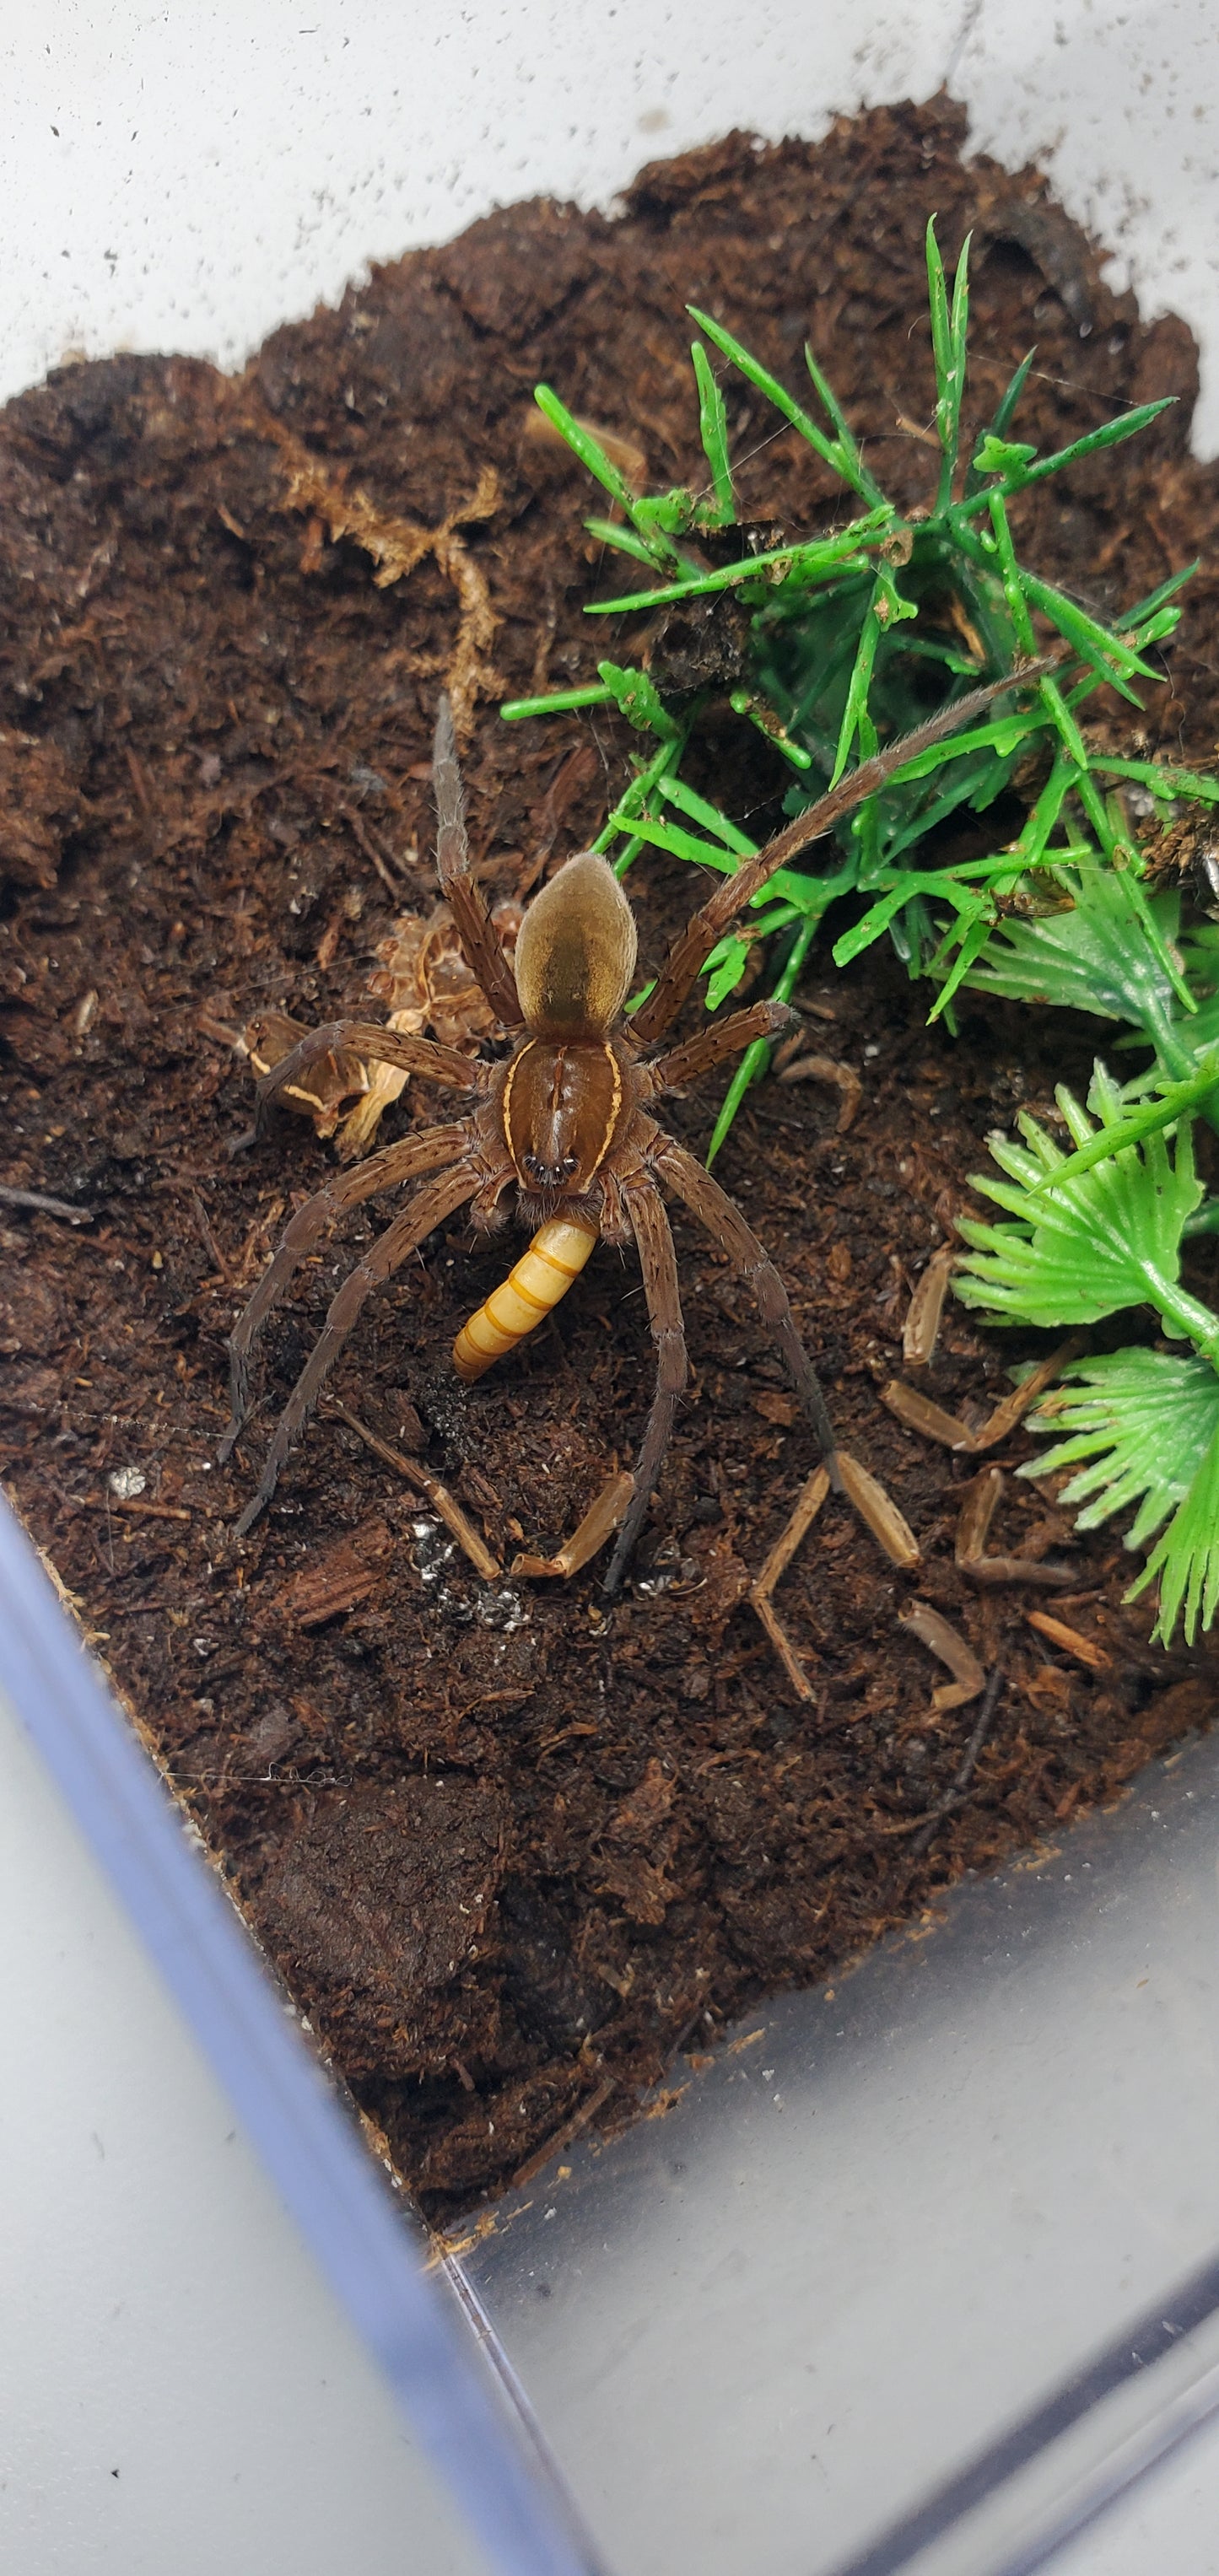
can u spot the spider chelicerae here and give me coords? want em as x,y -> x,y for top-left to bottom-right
221,665 -> 1054,1592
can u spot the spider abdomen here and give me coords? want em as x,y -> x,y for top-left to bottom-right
503,1036 -> 623,1194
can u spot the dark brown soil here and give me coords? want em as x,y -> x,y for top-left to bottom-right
4,97 -> 1219,2222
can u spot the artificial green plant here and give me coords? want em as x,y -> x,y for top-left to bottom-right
503,218 -> 1216,1160
502,223 -> 1219,1644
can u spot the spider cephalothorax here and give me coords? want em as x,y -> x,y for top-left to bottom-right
221,660 -> 1062,1592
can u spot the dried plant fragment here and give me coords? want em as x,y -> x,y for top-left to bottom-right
966,1335 -> 1086,1451
837,1452 -> 921,1568
897,1599 -> 984,1712
1027,1609 -> 1113,1669
326,1401 -> 501,1582
751,1451 -> 919,1699
245,1010 -> 369,1140
903,1245 -> 957,1366
522,406 -> 648,489
254,408 -> 503,736
882,1333 -> 1082,1457
511,1470 -> 634,1580
955,1464 -> 1075,1588
775,1049 -> 862,1131
881,1379 -> 976,1450
750,1465 -> 832,1703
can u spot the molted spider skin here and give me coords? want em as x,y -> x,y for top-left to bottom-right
223,656 -> 1065,1590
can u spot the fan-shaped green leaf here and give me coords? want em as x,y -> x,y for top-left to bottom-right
1135,1417 -> 1219,1644
956,1091 -> 1203,1329
964,865 -> 1183,1035
1023,1350 -> 1219,1547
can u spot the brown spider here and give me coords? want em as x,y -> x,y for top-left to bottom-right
221,659 -> 1061,1593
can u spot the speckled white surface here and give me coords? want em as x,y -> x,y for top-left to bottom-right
0,1672 -> 486,2576
6,2 -> 1219,443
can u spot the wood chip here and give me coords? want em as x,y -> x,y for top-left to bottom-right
1027,1610 -> 1113,1670
273,1517 -> 393,1627
837,1452 -> 921,1568
511,1469 -> 634,1580
897,1599 -> 984,1711
902,1245 -> 957,1366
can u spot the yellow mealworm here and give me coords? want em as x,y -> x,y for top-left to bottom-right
453,1217 -> 598,1382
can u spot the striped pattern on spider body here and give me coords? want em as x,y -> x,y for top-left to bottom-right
220,663 -> 1060,1592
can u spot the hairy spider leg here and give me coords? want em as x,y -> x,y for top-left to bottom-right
603,1174 -> 688,1598
653,1134 -> 841,1479
648,997 -> 796,1095
234,1163 -> 478,1536
630,649 -> 1070,1045
452,1217 -> 598,1380
220,1121 -> 472,1457
433,693 -> 523,1028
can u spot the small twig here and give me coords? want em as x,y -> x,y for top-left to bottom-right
190,1189 -> 230,1280
0,1183 -> 93,1224
955,1464 -> 1076,1588
338,801 -> 406,896
326,1400 -> 502,1582
1027,1609 -> 1113,1670
510,2073 -> 618,2189
751,1451 -> 920,1700
905,1660 -> 1007,1859
749,1464 -> 832,1702
774,1049 -> 862,1131
837,1452 -> 920,1569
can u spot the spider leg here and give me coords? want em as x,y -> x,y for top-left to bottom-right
433,694 -> 524,1029
648,997 -> 796,1095
232,1161 -> 478,1536
602,1172 -> 688,1598
629,649 -> 1068,1044
220,1121 -> 472,1459
248,1019 -> 483,1141
650,1133 -> 841,1482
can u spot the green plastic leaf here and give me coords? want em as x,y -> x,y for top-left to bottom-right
1027,1351 -> 1219,1646
704,935 -> 752,1009
1021,1052 -> 1219,1196
690,341 -> 736,525
963,866 -> 1183,1036
1024,1350 -> 1219,1548
688,304 -> 885,504
974,433 -> 1038,476
584,515 -> 657,564
955,1094 -> 1205,1329
1136,1415 -> 1219,1643
595,660 -> 679,738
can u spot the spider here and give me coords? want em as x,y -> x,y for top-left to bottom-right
221,659 -> 1060,1593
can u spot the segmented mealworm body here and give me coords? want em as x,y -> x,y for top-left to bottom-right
453,1218 -> 597,1382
